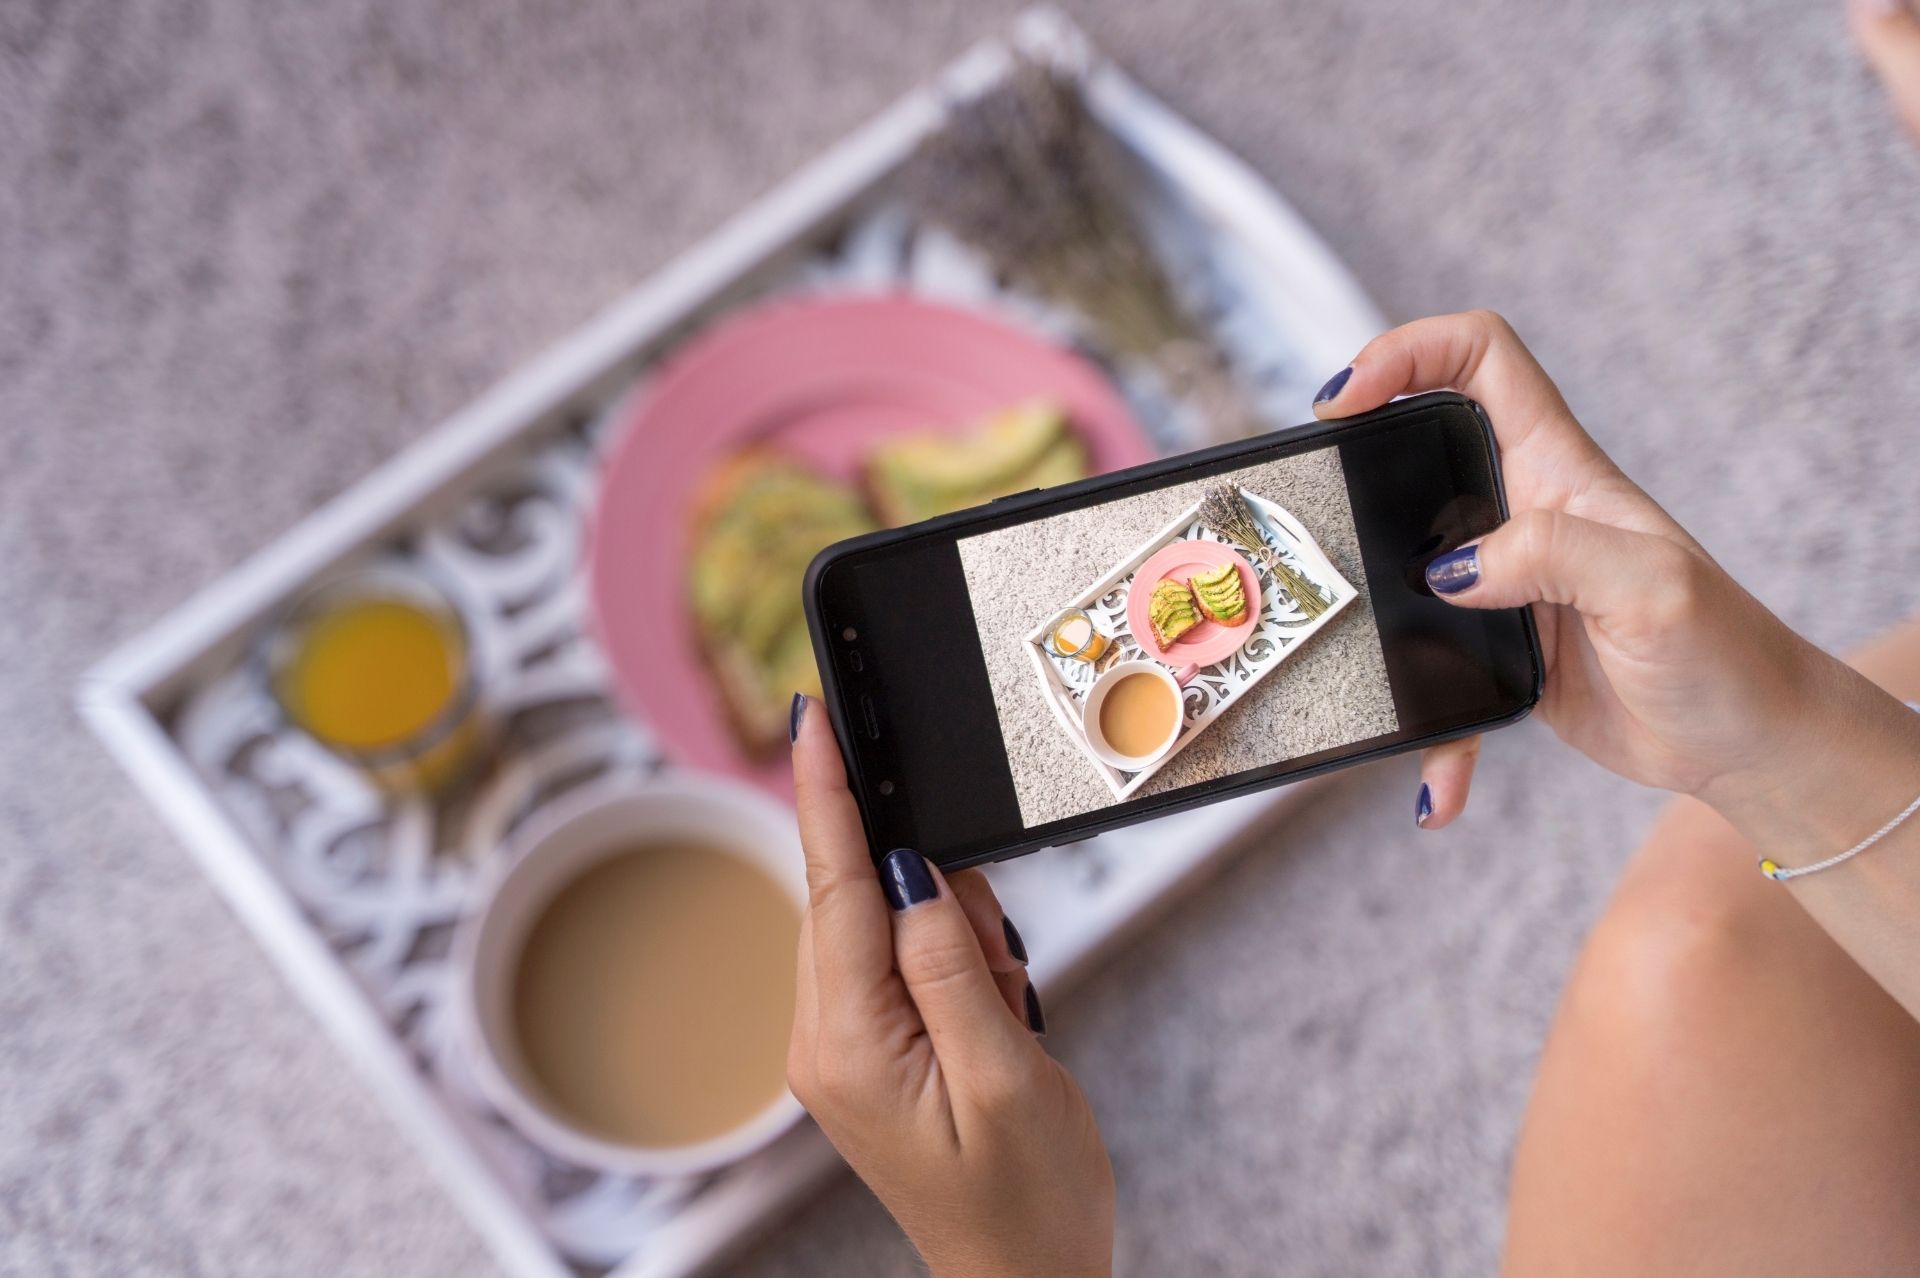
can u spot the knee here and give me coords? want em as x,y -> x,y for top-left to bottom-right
1560,837 -> 1778,1074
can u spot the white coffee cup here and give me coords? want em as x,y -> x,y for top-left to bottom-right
451,774 -> 807,1178
1081,661 -> 1187,770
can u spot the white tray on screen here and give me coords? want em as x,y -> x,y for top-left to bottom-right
75,10 -> 1387,1278
1026,489 -> 1355,800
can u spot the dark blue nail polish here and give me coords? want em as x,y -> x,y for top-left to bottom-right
788,692 -> 808,744
1002,916 -> 1028,964
1313,365 -> 1353,405
1416,782 -> 1433,826
880,848 -> 937,911
1425,544 -> 1480,595
1024,980 -> 1047,1035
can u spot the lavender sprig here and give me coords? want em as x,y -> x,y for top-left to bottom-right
1197,486 -> 1330,621
902,62 -> 1261,442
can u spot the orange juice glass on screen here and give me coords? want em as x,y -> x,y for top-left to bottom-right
1047,608 -> 1111,664
265,566 -> 487,793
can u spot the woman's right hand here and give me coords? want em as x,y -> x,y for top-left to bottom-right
785,697 -> 1114,1278
1311,311 -> 1920,850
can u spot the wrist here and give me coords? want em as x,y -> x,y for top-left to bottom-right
1701,647 -> 1920,865
920,1227 -> 1112,1278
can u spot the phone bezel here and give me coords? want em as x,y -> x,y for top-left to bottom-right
803,392 -> 1545,870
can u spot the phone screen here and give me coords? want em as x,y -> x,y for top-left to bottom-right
811,396 -> 1540,868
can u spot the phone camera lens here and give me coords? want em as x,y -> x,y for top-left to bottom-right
841,626 -> 858,642
878,780 -> 895,796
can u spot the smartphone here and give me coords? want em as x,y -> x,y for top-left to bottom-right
803,391 -> 1543,871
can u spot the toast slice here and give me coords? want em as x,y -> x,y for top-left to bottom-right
1189,561 -> 1247,625
688,452 -> 873,758
867,401 -> 1086,525
1147,578 -> 1201,648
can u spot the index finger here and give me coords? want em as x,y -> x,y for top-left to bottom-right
790,695 -> 894,1004
1311,310 -> 1596,466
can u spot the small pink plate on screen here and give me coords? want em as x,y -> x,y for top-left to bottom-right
586,294 -> 1157,802
1125,540 -> 1262,682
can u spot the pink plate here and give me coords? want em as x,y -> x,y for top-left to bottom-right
586,293 -> 1157,803
1125,540 -> 1263,679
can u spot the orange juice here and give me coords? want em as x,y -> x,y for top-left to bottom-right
1048,609 -> 1111,663
268,573 -> 484,791
283,599 -> 462,751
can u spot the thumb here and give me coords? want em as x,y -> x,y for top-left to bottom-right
1424,509 -> 1681,616
879,849 -> 1043,1094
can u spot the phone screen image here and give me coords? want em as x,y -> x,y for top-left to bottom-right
811,396 -> 1540,869
956,440 -> 1399,830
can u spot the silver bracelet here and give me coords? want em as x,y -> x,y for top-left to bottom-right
1759,790 -> 1920,882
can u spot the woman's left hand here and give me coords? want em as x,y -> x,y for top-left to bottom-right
786,695 -> 1115,1278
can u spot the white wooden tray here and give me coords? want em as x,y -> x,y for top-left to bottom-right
1026,489 -> 1355,799
75,10 -> 1387,1278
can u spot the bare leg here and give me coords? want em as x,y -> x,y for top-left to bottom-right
1503,620 -> 1920,1277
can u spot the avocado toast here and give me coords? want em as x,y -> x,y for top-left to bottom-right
866,401 -> 1085,525
688,452 -> 875,758
1188,560 -> 1247,625
1146,578 -> 1202,648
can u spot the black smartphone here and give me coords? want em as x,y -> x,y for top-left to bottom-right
803,392 -> 1543,871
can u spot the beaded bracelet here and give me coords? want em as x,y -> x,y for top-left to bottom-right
1759,790 -> 1920,882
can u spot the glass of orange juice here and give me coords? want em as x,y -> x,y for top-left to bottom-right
264,565 -> 487,793
1047,608 -> 1111,664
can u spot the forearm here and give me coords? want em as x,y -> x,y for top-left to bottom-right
1706,651 -> 1920,1021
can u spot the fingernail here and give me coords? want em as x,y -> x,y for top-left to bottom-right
1416,782 -> 1433,827
1002,916 -> 1029,964
1313,365 -> 1353,406
788,692 -> 808,744
1425,544 -> 1480,594
1024,980 -> 1047,1036
880,848 -> 937,911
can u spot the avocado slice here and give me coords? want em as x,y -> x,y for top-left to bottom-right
868,401 -> 1086,524
1147,579 -> 1202,646
1189,561 -> 1246,623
